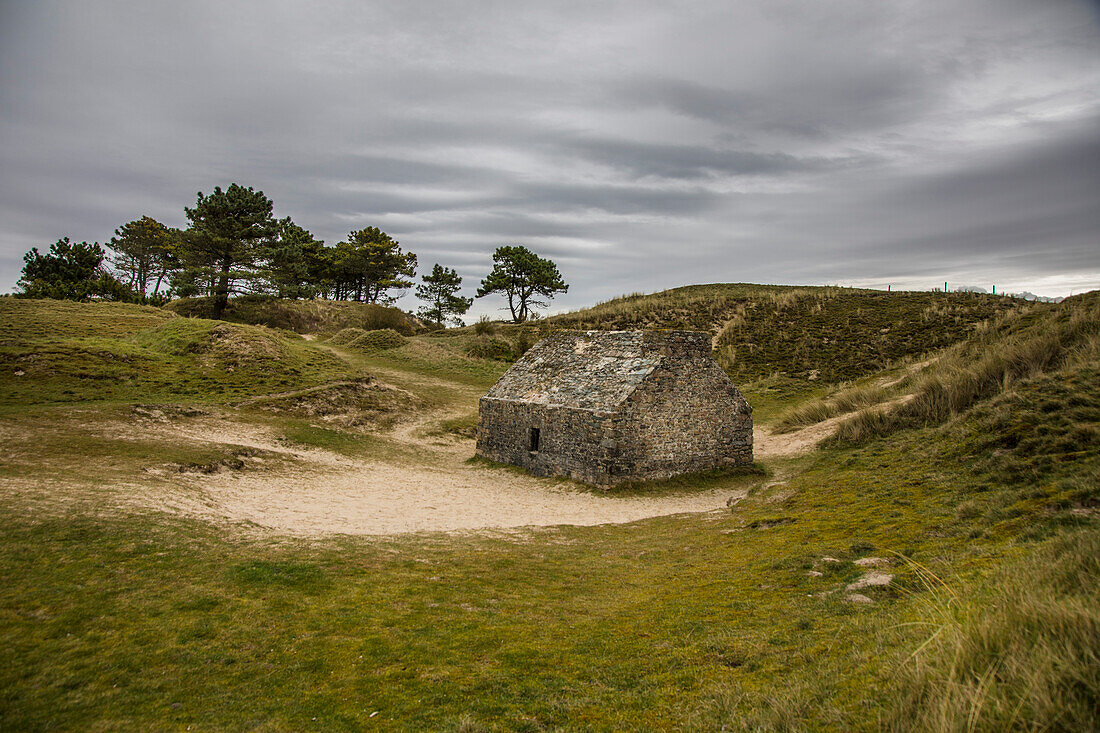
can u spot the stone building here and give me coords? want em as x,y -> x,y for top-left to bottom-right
476,330 -> 752,485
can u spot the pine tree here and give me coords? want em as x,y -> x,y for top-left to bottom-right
182,184 -> 278,318
476,245 -> 568,323
335,228 -> 417,304
108,216 -> 178,299
416,264 -> 473,327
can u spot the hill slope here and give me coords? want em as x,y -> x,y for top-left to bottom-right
0,298 -> 353,406
546,284 -> 1031,383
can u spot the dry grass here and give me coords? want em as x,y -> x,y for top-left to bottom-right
774,382 -> 893,433
887,531 -> 1100,731
833,293 -> 1100,444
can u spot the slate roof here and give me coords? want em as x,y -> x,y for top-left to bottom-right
482,330 -> 709,412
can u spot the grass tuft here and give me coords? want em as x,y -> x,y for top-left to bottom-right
775,382 -> 893,432
887,531 -> 1100,731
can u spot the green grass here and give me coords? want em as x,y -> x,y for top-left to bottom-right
434,412 -> 478,439
0,297 -> 176,341
351,338 -> 511,390
738,374 -> 831,426
0,300 -> 363,408
1,290 -> 1097,730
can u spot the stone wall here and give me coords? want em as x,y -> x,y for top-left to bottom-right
616,350 -> 752,481
475,329 -> 753,487
476,399 -> 615,484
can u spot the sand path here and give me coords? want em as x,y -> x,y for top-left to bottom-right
125,396 -> 840,537
11,357 -> 845,536
128,402 -> 755,536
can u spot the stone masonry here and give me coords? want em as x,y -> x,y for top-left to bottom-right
476,330 -> 752,486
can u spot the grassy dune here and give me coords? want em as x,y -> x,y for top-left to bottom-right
0,299 -> 354,407
545,284 -> 1029,383
832,292 -> 1100,444
164,295 -> 420,335
0,293 -> 1097,730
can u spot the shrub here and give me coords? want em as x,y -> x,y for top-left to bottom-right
473,316 -> 496,337
346,329 -> 407,352
466,337 -> 514,361
513,329 -> 535,358
327,327 -> 367,345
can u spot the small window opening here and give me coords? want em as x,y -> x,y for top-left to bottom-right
529,427 -> 540,452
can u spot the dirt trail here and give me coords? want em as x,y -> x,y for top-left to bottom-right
116,405 -> 745,536
4,362 -> 870,537
105,356 -> 864,536
753,393 -> 916,457
753,419 -> 842,458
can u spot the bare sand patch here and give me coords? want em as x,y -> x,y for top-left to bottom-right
93,408 -> 749,536
166,458 -> 740,536
753,419 -> 841,458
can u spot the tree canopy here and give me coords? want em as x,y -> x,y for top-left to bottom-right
259,218 -> 328,300
416,264 -> 472,326
476,245 -> 568,323
330,227 -> 418,304
183,184 -> 279,318
109,216 -> 179,300
17,238 -> 129,301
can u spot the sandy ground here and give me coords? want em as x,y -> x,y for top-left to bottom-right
6,373 -> 847,537
110,401 -> 843,536
115,409 -> 769,536
160,457 -> 744,536
752,420 -> 838,458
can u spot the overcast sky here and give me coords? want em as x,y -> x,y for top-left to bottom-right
2,0 -> 1098,316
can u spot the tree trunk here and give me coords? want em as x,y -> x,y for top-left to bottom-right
212,260 -> 231,320
137,260 -> 150,298
507,292 -> 519,323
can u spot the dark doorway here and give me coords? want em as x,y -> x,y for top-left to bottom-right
529,427 -> 540,452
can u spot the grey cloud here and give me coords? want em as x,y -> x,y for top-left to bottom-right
2,0 -> 1099,303
611,63 -> 932,140
564,137 -> 839,180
